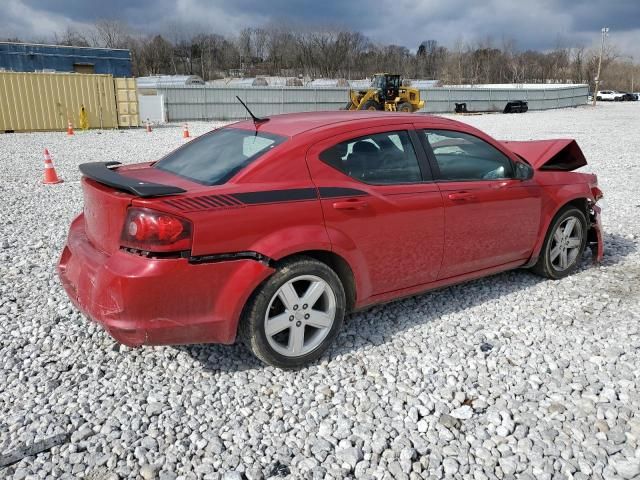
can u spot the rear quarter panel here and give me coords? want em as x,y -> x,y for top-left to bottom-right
135,140 -> 331,259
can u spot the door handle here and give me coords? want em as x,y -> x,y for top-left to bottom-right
491,180 -> 517,189
332,199 -> 368,210
447,192 -> 476,201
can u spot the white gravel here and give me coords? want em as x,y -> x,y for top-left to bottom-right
1,104 -> 639,479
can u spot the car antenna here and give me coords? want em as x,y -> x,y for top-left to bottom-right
236,96 -> 269,126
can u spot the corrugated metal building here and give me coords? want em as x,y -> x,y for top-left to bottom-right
0,72 -> 139,132
0,42 -> 132,77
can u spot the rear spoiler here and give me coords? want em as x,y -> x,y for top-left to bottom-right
79,162 -> 186,197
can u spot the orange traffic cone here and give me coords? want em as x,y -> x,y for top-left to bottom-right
43,149 -> 63,184
67,120 -> 74,136
182,123 -> 190,138
146,120 -> 152,133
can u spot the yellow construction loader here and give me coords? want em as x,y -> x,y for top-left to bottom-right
346,73 -> 425,112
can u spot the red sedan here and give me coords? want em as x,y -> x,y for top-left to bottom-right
58,111 -> 603,368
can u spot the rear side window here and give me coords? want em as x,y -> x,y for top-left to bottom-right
423,130 -> 514,181
319,130 -> 422,184
155,128 -> 286,185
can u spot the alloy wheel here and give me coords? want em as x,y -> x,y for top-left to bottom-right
549,216 -> 583,271
264,275 -> 336,357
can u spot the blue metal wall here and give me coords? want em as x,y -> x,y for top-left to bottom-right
0,43 -> 132,77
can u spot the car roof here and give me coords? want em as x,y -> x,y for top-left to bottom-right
230,111 -> 464,137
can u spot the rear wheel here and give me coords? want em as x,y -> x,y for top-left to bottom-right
596,96 -> 602,101
360,100 -> 383,111
531,206 -> 588,279
397,102 -> 413,113
240,257 -> 346,368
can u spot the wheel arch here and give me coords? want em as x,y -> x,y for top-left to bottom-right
274,249 -> 357,312
526,195 -> 591,266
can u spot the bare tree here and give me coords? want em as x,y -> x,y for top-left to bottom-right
570,47 -> 585,83
54,27 -> 90,47
39,19 -> 636,88
93,19 -> 129,49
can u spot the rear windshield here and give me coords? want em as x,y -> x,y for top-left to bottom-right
154,127 -> 287,185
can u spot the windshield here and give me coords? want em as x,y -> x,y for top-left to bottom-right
371,75 -> 384,89
155,127 -> 287,185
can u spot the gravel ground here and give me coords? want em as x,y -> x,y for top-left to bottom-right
1,104 -> 639,480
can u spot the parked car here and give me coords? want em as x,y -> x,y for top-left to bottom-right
58,111 -> 604,368
596,90 -> 625,101
620,92 -> 638,101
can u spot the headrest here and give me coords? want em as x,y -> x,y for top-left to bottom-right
352,141 -> 379,155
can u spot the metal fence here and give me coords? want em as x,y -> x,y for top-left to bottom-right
151,85 -> 588,122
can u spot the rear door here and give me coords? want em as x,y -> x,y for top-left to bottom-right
306,125 -> 444,297
420,128 -> 541,279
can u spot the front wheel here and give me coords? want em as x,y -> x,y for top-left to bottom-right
397,102 -> 413,113
531,206 -> 588,279
240,257 -> 346,368
360,100 -> 383,111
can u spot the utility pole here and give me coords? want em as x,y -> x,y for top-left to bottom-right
593,27 -> 609,106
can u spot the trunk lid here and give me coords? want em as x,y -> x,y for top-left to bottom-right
82,177 -> 133,254
502,139 -> 587,171
81,163 -> 199,254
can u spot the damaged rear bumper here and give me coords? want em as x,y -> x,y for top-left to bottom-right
57,214 -> 274,346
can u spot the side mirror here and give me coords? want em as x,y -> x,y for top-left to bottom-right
514,161 -> 534,180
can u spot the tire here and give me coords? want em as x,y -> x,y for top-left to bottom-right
596,96 -> 602,101
240,256 -> 346,368
360,100 -> 383,111
531,205 -> 588,279
397,102 -> 413,113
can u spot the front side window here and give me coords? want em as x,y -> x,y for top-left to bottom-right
423,130 -> 514,181
319,130 -> 422,184
155,128 -> 286,185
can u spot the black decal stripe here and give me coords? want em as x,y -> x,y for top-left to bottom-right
165,198 -> 193,210
183,198 -> 208,209
202,195 -> 231,208
189,197 -> 215,209
231,188 -> 317,205
163,199 -> 182,209
198,195 -> 226,207
163,187 -> 369,211
221,194 -> 244,206
318,187 -> 368,198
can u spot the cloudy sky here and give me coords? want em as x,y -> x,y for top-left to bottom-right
3,0 -> 639,58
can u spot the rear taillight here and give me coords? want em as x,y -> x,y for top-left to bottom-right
120,207 -> 192,253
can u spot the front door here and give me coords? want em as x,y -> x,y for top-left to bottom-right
420,128 -> 541,279
307,125 -> 445,298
